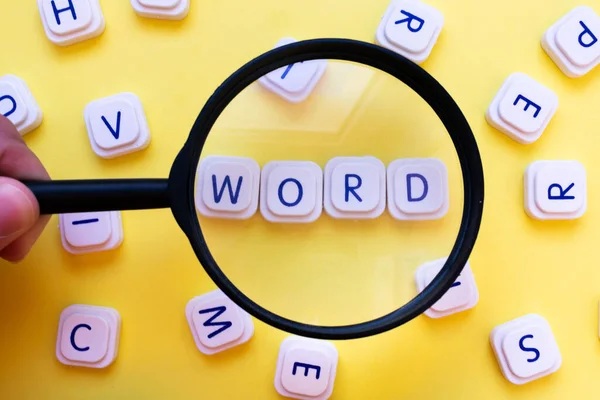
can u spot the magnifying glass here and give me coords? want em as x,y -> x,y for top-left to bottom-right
22,38 -> 484,340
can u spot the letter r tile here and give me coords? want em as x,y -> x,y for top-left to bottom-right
525,160 -> 587,220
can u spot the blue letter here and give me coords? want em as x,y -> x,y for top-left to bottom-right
101,112 -> 121,140
345,174 -> 363,202
451,274 -> 462,288
513,95 -> 541,118
395,10 -> 425,33
70,324 -> 91,352
280,62 -> 304,79
278,178 -> 303,207
51,0 -> 77,25
406,173 -> 428,202
72,218 -> 99,225
578,21 -> 598,48
519,334 -> 540,363
548,183 -> 575,200
211,175 -> 244,204
0,95 -> 16,118
198,306 -> 232,339
292,362 -> 321,379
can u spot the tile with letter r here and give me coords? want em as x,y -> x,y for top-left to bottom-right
56,304 -> 121,368
59,211 -> 124,254
185,289 -> 254,355
37,0 -> 106,46
274,336 -> 338,400
524,160 -> 587,220
542,6 -> 600,77
485,72 -> 558,144
375,0 -> 444,64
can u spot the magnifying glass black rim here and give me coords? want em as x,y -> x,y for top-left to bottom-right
168,38 -> 484,340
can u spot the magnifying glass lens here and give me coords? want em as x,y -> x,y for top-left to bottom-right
194,59 -> 464,326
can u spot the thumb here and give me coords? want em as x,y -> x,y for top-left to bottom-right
0,179 -> 38,251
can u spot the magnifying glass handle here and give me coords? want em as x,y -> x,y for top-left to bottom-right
21,179 -> 170,215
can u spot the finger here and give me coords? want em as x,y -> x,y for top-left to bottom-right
0,115 -> 50,180
0,178 -> 39,253
0,215 -> 51,262
0,115 -> 51,262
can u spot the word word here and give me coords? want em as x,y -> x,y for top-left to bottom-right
375,0 -> 444,64
130,0 -> 190,20
186,289 -> 254,355
524,160 -> 587,220
194,155 -> 450,223
543,6 -> 600,78
486,72 -> 559,144
56,304 -> 122,368
258,37 -> 328,103
37,0 -> 106,46
274,336 -> 339,400
0,75 -> 43,136
84,93 -> 152,159
490,314 -> 562,385
415,258 -> 479,318
59,211 -> 124,254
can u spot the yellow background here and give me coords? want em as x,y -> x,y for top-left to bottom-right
1,0 -> 600,398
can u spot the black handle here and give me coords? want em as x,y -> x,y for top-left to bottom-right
22,179 -> 170,215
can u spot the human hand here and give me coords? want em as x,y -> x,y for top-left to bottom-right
0,115 -> 50,262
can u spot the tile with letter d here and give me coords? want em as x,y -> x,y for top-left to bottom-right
415,258 -> 479,318
56,304 -> 121,368
490,314 -> 562,385
186,289 -> 254,355
59,211 -> 124,254
387,158 -> 449,220
486,72 -> 558,144
84,93 -> 151,159
260,161 -> 323,223
542,6 -> 600,78
195,155 -> 260,219
375,0 -> 444,64
524,160 -> 586,220
324,156 -> 386,219
274,336 -> 338,400
131,0 -> 190,20
0,75 -> 43,135
258,37 -> 328,103
37,0 -> 106,46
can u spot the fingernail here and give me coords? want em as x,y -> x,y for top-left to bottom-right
0,183 -> 35,238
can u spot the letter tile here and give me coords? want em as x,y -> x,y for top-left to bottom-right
490,314 -> 561,385
56,304 -> 121,368
84,92 -> 151,159
524,160 -> 586,220
274,336 -> 338,400
38,0 -> 105,46
542,6 -> 600,77
387,158 -> 449,220
486,73 -> 558,144
59,211 -> 124,254
186,289 -> 254,355
195,156 -> 261,219
324,156 -> 386,219
260,161 -> 323,223
375,0 -> 444,64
